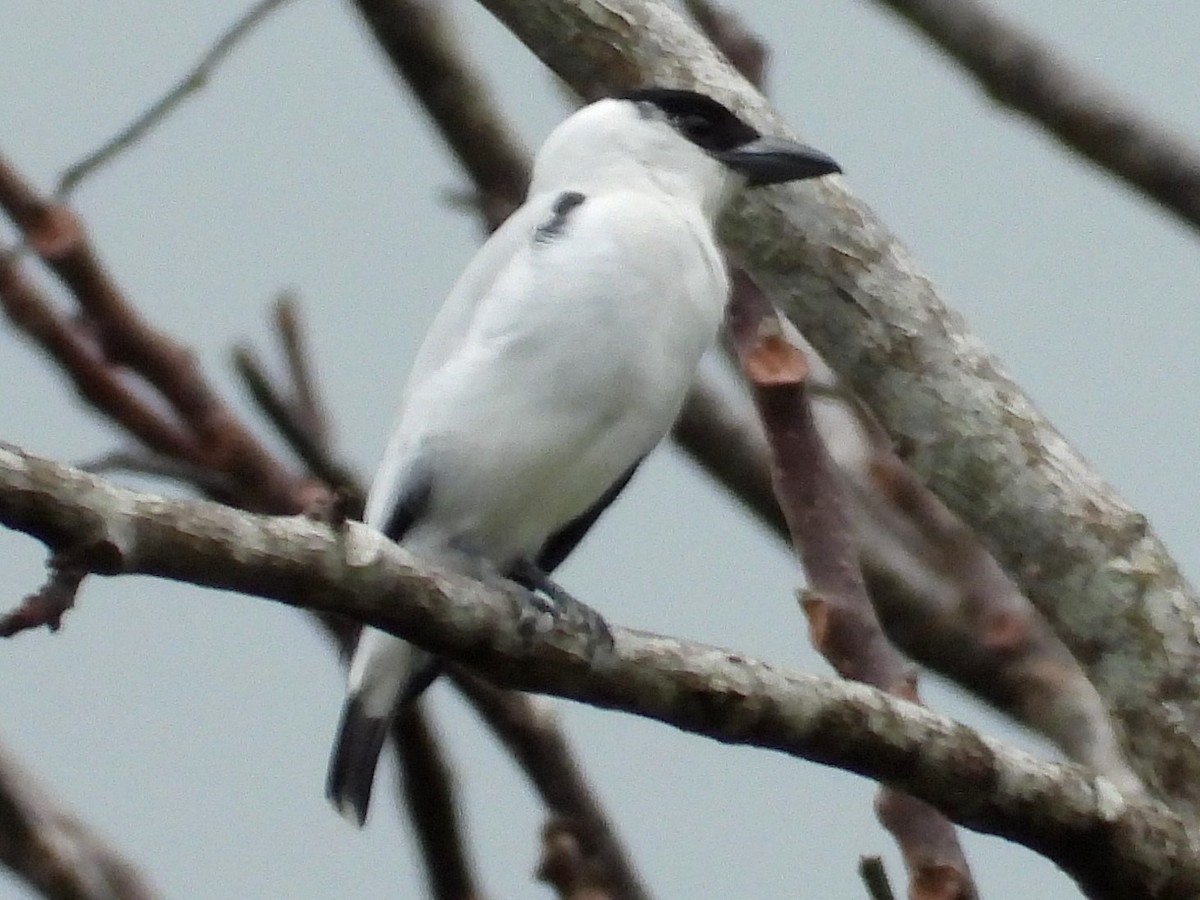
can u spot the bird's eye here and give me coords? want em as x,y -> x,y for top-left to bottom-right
677,113 -> 714,141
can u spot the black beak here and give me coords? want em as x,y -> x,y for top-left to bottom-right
717,136 -> 841,187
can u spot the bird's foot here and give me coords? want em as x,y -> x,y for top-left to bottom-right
509,560 -> 614,657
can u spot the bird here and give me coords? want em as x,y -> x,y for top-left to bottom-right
326,87 -> 841,826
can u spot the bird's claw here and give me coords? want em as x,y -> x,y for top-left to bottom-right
512,565 -> 614,658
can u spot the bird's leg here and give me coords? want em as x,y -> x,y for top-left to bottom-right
508,559 -> 614,654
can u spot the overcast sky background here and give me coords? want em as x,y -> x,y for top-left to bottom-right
2,1 -> 1198,898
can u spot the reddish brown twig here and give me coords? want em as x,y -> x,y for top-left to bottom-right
727,269 -> 977,900
0,566 -> 84,637
871,0 -> 1200,235
537,817 -> 614,900
0,154 -> 310,515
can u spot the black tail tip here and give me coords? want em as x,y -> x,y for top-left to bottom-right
326,697 -> 389,828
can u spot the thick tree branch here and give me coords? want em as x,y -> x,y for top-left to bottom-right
0,740 -> 160,900
867,0 -> 1200,235
0,445 -> 1194,900
352,1 -> 1124,797
471,0 -> 1200,818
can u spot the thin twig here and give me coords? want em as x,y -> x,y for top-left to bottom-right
80,448 -> 240,497
859,856 -> 897,900
273,292 -> 326,442
231,342 -> 362,507
54,0 -> 297,199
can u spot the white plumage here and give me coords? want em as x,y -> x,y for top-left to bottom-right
329,89 -> 839,825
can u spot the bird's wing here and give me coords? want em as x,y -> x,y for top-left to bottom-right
404,195 -> 563,396
369,188 -> 725,565
363,193 -> 560,530
533,457 -> 643,575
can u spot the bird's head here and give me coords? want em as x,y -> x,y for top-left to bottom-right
530,88 -> 840,216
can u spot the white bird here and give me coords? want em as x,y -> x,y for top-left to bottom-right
327,88 -> 840,825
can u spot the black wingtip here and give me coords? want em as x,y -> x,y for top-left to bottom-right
326,695 -> 389,828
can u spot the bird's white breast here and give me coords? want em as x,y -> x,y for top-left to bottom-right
371,188 -> 728,568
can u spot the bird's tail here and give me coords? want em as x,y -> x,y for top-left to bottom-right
326,694 -> 390,827
326,629 -> 439,826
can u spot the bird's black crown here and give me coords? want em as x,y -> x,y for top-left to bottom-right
618,87 -> 760,153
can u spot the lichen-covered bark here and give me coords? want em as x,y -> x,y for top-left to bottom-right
2,444 -> 1199,899
474,0 -> 1200,818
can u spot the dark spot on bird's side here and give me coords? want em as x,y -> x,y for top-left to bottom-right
534,191 -> 587,244
381,466 -> 433,542
618,87 -> 759,153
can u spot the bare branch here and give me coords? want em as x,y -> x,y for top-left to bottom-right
231,339 -> 361,507
0,445 -> 1194,900
867,0 -> 1200,235
393,705 -> 488,900
0,564 -> 83,637
452,673 -> 650,900
859,856 -> 897,900
54,0 -> 297,199
0,152 -> 312,514
470,0 -> 1200,818
0,739 -> 161,900
350,0 -> 531,228
78,449 -> 240,497
272,293 -> 327,444
728,272 -> 976,899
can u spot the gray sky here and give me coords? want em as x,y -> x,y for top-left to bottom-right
1,1 -> 1198,897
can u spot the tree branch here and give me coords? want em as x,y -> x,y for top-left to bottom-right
0,739 -> 161,900
53,0 -> 297,200
393,706 -> 488,900
470,0 -> 1200,819
728,273 -> 976,899
350,0 -> 531,228
451,673 -> 649,900
0,445 -> 1194,900
866,0 -> 1200,235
